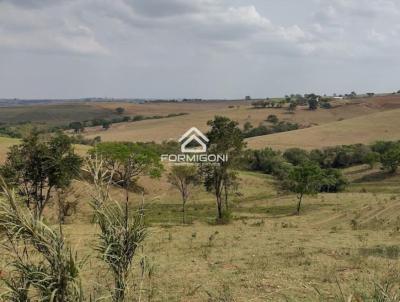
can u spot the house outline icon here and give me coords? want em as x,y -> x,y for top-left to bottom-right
179,127 -> 209,153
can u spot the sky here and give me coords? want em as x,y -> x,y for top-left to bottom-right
0,0 -> 400,99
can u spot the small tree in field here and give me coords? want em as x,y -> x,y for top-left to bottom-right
203,116 -> 245,222
287,161 -> 323,215
381,146 -> 400,173
288,102 -> 297,113
115,107 -> 125,115
102,120 -> 111,130
306,94 -> 319,110
0,131 -> 82,219
167,165 -> 200,224
363,151 -> 380,169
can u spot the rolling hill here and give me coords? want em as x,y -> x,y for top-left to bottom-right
247,108 -> 400,150
84,95 -> 400,144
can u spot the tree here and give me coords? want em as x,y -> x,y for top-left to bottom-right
287,161 -> 323,215
381,146 -> 400,173
115,107 -> 125,115
102,120 -> 111,130
167,165 -> 199,223
0,131 -> 82,219
306,94 -> 319,110
243,121 -> 253,132
69,121 -> 84,133
283,148 -> 309,166
363,151 -> 380,169
288,102 -> 297,113
320,168 -> 347,193
266,114 -> 279,124
90,142 -> 163,216
203,116 -> 245,222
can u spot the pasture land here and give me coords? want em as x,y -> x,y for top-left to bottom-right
4,170 -> 396,301
83,95 -> 400,144
247,108 -> 400,150
0,103 -> 116,125
1,96 -> 400,300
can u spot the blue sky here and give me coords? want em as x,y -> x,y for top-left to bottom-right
0,0 -> 399,99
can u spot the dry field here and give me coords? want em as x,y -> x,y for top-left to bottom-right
0,137 -> 19,163
1,96 -> 400,301
247,108 -> 400,150
5,170 -> 397,302
83,96 -> 400,149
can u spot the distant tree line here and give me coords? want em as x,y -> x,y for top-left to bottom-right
251,94 -> 333,112
69,112 -> 188,133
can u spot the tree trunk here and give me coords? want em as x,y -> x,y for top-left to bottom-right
224,184 -> 229,211
216,195 -> 223,220
182,194 -> 186,224
296,194 -> 303,215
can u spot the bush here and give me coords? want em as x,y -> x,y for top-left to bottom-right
214,210 -> 232,225
266,114 -> 278,124
381,146 -> 400,173
320,168 -> 348,192
283,148 -> 309,165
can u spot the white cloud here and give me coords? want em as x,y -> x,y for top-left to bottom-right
0,1 -> 108,55
1,0 -> 400,99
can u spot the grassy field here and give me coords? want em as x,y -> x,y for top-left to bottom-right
9,170 -> 397,301
0,137 -> 19,163
0,103 -> 118,125
247,108 -> 400,150
1,96 -> 400,300
83,96 -> 400,144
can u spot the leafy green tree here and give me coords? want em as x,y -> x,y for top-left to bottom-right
167,165 -> 200,224
91,142 -> 163,208
115,107 -> 125,115
0,131 -> 82,218
287,161 -> 323,215
283,148 -> 309,166
381,146 -> 400,173
306,93 -> 319,110
102,120 -> 111,130
69,121 -> 84,133
320,168 -> 347,193
203,116 -> 245,221
363,151 -> 380,169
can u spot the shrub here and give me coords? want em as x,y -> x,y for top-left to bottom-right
266,114 -> 278,124
283,148 -> 309,166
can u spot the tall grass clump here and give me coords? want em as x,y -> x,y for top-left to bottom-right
86,157 -> 147,302
0,177 -> 84,302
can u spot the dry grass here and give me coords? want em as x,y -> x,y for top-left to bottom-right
24,171 -> 400,301
83,95 -> 400,145
0,137 -> 19,163
2,96 -> 400,300
247,108 -> 400,150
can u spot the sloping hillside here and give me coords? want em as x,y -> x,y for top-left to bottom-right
84,95 -> 400,143
247,108 -> 400,150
